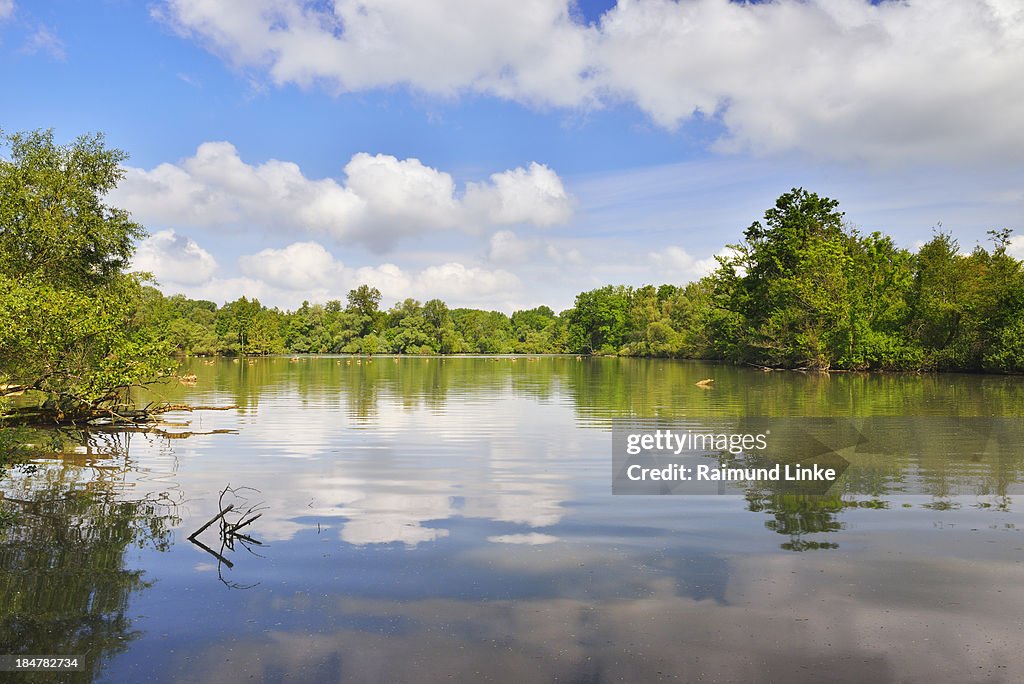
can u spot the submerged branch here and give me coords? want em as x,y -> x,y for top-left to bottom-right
188,535 -> 235,569
185,484 -> 267,586
0,401 -> 238,427
187,504 -> 234,541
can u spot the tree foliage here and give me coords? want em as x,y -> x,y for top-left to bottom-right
130,186 -> 1024,374
5,143 -> 1018,380
0,130 -> 173,421
706,189 -> 1023,370
0,130 -> 142,287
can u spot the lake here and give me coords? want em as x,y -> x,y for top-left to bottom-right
2,357 -> 1024,683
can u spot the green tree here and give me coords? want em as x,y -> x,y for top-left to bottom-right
723,188 -> 848,367
248,309 -> 286,355
0,129 -> 174,421
452,309 -> 514,353
711,188 -> 885,368
386,299 -> 435,354
511,306 -> 560,353
346,285 -> 383,337
842,232 -> 920,369
567,285 -> 632,354
217,296 -> 263,355
0,130 -> 141,287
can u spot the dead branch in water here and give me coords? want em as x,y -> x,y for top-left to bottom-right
189,535 -> 235,569
1,401 -> 238,427
95,425 -> 238,439
187,504 -> 234,541
150,404 -> 238,414
187,483 -> 267,586
228,513 -> 262,534
232,531 -> 263,546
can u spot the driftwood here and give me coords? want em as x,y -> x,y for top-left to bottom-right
151,404 -> 238,413
189,536 -> 235,568
187,484 -> 266,588
187,504 -> 235,541
115,427 -> 238,440
0,401 -> 237,427
743,361 -> 837,373
231,531 -> 263,546
228,513 -> 261,534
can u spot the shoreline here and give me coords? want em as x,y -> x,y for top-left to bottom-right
171,353 -> 1024,377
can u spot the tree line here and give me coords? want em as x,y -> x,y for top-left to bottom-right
138,187 -> 1024,373
2,130 -> 1023,425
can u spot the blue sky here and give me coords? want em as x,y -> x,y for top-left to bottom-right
2,0 -> 1022,311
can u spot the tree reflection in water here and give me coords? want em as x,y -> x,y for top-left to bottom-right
746,493 -> 844,552
0,430 -> 180,682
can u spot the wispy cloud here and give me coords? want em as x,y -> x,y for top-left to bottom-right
176,71 -> 201,87
21,25 -> 65,60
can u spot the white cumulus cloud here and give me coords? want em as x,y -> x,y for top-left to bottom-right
0,1 -> 14,21
648,245 -> 696,272
466,163 -> 573,226
157,0 -> 595,106
1008,235 -> 1024,261
112,142 -> 574,252
238,241 -> 343,289
159,0 -> 1024,165
148,236 -> 524,309
349,263 -> 413,300
132,230 -> 218,285
488,230 -> 532,262
648,245 -> 735,280
413,262 -> 520,302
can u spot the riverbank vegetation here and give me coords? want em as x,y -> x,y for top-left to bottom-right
2,129 -> 1023,433
136,188 -> 1024,373
0,129 -> 174,429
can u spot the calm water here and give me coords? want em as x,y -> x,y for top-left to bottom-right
2,357 -> 1024,683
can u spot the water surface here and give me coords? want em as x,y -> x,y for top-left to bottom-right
2,357 -> 1023,682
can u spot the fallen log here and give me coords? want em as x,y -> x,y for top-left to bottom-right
0,402 -> 238,427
